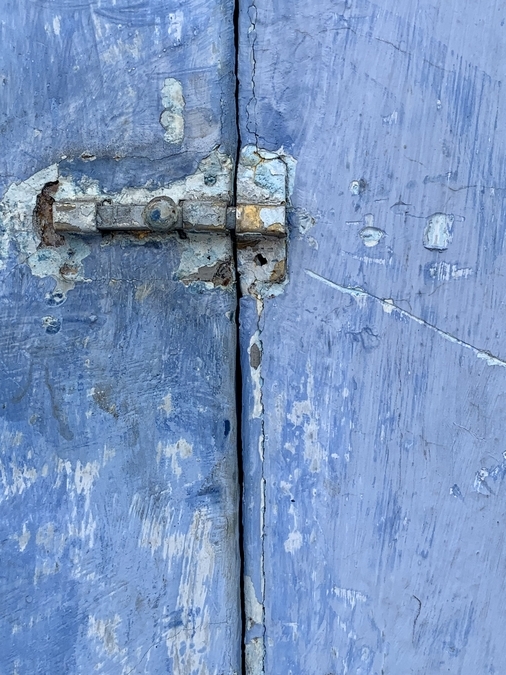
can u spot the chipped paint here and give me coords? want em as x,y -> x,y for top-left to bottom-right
236,204 -> 286,236
176,233 -> 235,289
236,145 -> 296,205
423,212 -> 454,250
156,438 -> 193,477
359,225 -> 385,247
160,78 -> 185,144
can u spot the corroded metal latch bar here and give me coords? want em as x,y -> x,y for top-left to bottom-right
53,199 -> 232,234
50,145 -> 293,297
53,200 -> 287,238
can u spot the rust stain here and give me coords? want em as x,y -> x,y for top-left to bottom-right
33,181 -> 65,248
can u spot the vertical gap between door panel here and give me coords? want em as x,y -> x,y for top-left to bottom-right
233,0 -> 247,672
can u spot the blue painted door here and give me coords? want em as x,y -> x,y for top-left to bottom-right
237,1 -> 506,673
0,1 -> 240,673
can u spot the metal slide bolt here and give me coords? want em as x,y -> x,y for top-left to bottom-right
142,197 -> 179,231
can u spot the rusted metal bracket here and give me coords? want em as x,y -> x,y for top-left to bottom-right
53,198 -> 231,235
51,146 -> 291,296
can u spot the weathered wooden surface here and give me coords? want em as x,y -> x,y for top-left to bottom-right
0,0 -> 237,198
238,1 -> 506,673
0,234 -> 240,674
0,1 -> 240,673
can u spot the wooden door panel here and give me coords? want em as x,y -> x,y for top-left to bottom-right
238,1 -> 506,673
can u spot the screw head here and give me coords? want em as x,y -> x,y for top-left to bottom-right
143,197 -> 179,231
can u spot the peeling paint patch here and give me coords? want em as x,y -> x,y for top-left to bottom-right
28,235 -> 91,300
248,330 -> 264,421
244,575 -> 263,629
0,164 -> 58,271
237,145 -> 296,204
160,78 -> 185,144
176,233 -> 234,289
360,226 -> 385,247
156,438 -> 193,476
424,212 -> 454,250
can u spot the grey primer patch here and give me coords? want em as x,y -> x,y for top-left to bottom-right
424,213 -> 454,250
249,343 -> 261,369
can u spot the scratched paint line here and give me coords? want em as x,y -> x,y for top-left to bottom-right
305,270 -> 506,368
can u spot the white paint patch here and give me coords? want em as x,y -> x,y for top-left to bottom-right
167,11 -> 184,45
165,508 -> 215,674
88,614 -> 122,655
423,212 -> 454,250
159,392 -> 173,415
156,438 -> 192,476
287,366 -> 325,472
249,330 -> 264,420
246,638 -> 264,675
359,226 -> 385,247
53,16 -> 61,35
244,575 -> 263,629
332,586 -> 368,609
14,523 -> 31,552
284,530 -> 303,553
160,78 -> 185,144
428,261 -> 473,281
